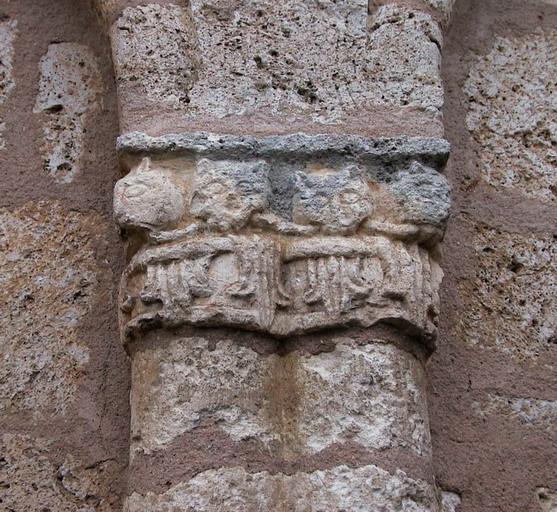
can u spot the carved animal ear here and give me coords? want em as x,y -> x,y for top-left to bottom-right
294,171 -> 311,190
196,158 -> 212,173
137,156 -> 151,173
343,165 -> 362,179
405,160 -> 423,174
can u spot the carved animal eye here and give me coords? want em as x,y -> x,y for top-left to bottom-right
224,193 -> 241,209
124,184 -> 149,198
205,181 -> 226,195
339,191 -> 361,204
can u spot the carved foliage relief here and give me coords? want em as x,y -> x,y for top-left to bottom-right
115,134 -> 450,346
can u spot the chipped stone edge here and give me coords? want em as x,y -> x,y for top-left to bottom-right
370,0 -> 455,28
117,132 -> 450,170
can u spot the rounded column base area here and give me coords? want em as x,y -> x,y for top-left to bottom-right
126,327 -> 440,511
125,464 -> 438,511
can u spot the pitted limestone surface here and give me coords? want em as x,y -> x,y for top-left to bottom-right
117,131 -> 451,166
112,4 -> 198,108
537,488 -> 557,512
0,434 -> 118,512
124,464 -> 439,512
440,491 -> 461,512
0,202 -> 110,416
367,5 -> 443,112
187,0 -> 369,123
34,43 -> 103,183
130,336 -> 431,458
189,1 -> 442,120
473,394 -> 557,432
465,30 -> 557,203
0,17 -> 17,149
424,0 -> 455,20
112,1 -> 444,128
460,226 -> 556,359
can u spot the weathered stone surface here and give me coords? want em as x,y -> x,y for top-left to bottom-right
117,131 -> 451,165
34,43 -> 102,183
0,17 -> 17,149
461,227 -> 556,358
424,0 -> 456,20
292,166 -> 371,235
190,0 -> 441,118
368,5 -> 443,113
112,4 -> 198,108
130,335 -> 430,457
191,158 -> 271,231
369,0 -> 455,26
0,202 -> 111,416
94,0 -> 164,24
537,488 -> 557,512
441,491 -> 461,512
0,434 -> 117,512
113,157 -> 186,231
111,2 -> 444,134
473,394 -> 557,431
188,0 -> 440,125
387,161 -> 451,233
187,0 -> 369,123
116,134 -> 448,341
124,464 -> 439,511
465,30 -> 557,202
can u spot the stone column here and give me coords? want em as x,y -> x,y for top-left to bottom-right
104,0 -> 454,509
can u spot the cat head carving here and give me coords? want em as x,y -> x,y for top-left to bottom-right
190,158 -> 271,231
292,166 -> 372,234
114,157 -> 185,231
390,161 -> 451,230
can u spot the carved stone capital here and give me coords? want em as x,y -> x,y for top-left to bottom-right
115,132 -> 450,351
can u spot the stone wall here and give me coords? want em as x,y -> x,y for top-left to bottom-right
0,0 -> 555,511
430,0 -> 557,511
0,1 -> 129,510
